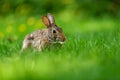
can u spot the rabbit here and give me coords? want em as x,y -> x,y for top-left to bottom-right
21,13 -> 66,52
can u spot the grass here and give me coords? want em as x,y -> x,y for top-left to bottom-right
0,15 -> 120,80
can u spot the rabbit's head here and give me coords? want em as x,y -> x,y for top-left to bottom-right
42,13 -> 66,44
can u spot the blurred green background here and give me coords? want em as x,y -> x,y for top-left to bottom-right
0,0 -> 120,17
0,0 -> 120,80
0,0 -> 120,39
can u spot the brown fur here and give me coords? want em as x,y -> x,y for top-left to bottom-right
21,13 -> 66,52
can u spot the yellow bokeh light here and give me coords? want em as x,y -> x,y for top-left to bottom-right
0,32 -> 4,39
13,35 -> 18,40
27,17 -> 35,26
35,19 -> 42,29
19,24 -> 26,32
6,26 -> 13,33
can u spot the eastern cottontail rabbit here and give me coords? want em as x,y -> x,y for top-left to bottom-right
21,13 -> 66,51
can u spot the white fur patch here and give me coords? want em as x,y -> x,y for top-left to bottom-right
59,42 -> 65,44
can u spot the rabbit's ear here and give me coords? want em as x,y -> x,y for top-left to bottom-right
47,13 -> 55,25
42,16 -> 51,28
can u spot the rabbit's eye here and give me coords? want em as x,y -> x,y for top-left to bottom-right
53,30 -> 56,33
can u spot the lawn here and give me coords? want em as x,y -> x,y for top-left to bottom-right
0,15 -> 120,80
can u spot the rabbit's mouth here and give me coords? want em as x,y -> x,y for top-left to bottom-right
55,38 -> 65,44
59,42 -> 65,44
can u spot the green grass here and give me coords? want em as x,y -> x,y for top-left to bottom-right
0,16 -> 120,80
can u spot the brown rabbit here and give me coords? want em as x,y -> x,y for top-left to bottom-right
21,13 -> 66,51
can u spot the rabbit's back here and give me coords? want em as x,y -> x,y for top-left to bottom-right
22,29 -> 48,49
